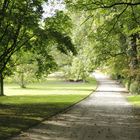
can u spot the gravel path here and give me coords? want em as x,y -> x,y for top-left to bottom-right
11,72 -> 140,140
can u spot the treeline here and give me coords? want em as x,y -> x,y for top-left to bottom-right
63,0 -> 140,94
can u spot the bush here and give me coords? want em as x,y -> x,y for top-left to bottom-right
130,81 -> 140,95
121,79 -> 131,90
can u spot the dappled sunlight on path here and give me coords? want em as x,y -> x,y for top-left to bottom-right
10,72 -> 140,140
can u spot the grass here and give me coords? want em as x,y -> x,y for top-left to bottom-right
127,95 -> 140,106
0,75 -> 97,139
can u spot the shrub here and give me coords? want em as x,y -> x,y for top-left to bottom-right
130,81 -> 140,95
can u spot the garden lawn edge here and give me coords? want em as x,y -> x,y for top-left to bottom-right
7,79 -> 98,140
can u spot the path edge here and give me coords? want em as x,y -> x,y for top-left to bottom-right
8,76 -> 98,140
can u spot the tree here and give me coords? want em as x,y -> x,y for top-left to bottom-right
0,1 -> 76,95
10,49 -> 56,88
59,11 -> 96,81
0,0 -> 44,95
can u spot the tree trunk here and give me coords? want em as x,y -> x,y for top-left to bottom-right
0,73 -> 4,96
20,72 -> 26,88
129,34 -> 139,79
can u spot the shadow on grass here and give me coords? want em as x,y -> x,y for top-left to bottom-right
0,102 -> 76,140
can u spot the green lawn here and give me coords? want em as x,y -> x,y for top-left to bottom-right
127,95 -> 140,106
0,76 -> 97,139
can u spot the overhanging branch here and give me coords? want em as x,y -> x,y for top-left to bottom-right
106,5 -> 128,37
90,2 -> 140,9
80,1 -> 140,11
100,2 -> 140,8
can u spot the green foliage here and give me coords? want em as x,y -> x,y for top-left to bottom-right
63,53 -> 94,81
130,81 -> 140,95
12,51 -> 38,88
66,57 -> 89,81
64,0 -> 140,94
0,0 -> 44,72
45,11 -> 72,34
0,1 -> 77,94
44,11 -> 77,55
9,48 -> 58,88
60,11 -> 96,81
0,0 -> 76,74
47,29 -> 77,55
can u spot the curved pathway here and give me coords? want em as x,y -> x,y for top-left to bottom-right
11,72 -> 140,140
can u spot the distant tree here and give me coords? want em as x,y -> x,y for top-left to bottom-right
11,49 -> 57,88
59,11 -> 95,81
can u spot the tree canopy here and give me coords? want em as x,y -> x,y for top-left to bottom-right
0,0 -> 76,95
64,0 -> 140,94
